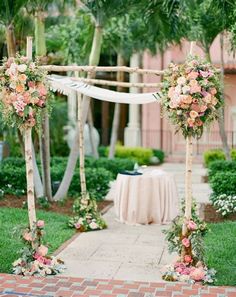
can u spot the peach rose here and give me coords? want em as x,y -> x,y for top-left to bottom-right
180,103 -> 189,109
191,104 -> 201,112
190,110 -> 198,119
168,87 -> 175,98
18,74 -> 27,82
16,84 -> 24,93
211,96 -> 218,106
200,105 -> 207,112
210,87 -> 217,95
181,95 -> 192,104
203,93 -> 212,103
187,118 -> 195,127
23,232 -> 33,241
190,267 -> 205,281
195,119 -> 203,127
190,85 -> 201,94
37,245 -> 48,257
187,71 -> 199,80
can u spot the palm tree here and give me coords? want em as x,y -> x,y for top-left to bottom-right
0,0 -> 28,56
54,0 -> 137,200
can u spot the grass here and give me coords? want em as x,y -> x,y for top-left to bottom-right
0,207 -> 75,273
205,221 -> 236,286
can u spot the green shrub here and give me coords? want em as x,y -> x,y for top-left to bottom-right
209,171 -> 236,197
203,149 -> 226,167
98,146 -> 107,157
231,149 -> 236,160
152,149 -> 165,164
208,160 -> 236,180
110,145 -> 153,165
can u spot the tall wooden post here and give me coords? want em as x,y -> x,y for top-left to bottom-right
25,36 -> 36,230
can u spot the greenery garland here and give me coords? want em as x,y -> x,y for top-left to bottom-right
0,55 -> 50,130
159,55 -> 223,138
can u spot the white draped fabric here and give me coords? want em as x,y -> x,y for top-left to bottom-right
48,75 -> 160,104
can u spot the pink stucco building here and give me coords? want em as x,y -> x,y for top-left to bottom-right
141,38 -> 236,161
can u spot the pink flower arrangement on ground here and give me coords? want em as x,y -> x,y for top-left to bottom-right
159,56 -> 223,138
0,55 -> 49,129
12,220 -> 65,276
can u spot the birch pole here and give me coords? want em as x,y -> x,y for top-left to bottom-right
181,42 -> 195,259
77,92 -> 87,199
25,37 -> 36,230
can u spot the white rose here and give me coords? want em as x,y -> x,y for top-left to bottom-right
177,76 -> 186,85
89,221 -> 98,229
18,64 -> 27,72
182,85 -> 191,94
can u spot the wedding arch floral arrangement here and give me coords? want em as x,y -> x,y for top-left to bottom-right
13,220 -> 65,276
159,55 -> 222,284
69,193 -> 107,232
160,56 -> 223,138
162,201 -> 216,284
0,55 -> 49,129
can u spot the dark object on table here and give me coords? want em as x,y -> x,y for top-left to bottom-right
119,170 -> 143,176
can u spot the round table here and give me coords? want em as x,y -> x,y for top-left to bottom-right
114,170 -> 179,225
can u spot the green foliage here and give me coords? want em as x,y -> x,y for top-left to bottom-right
231,148 -> 236,160
49,97 -> 69,156
0,207 -> 74,273
68,194 -> 107,231
208,160 -> 236,180
98,146 -> 107,157
46,10 -> 94,65
203,149 -> 226,167
37,196 -> 50,209
109,145 -> 153,165
209,171 -> 236,197
204,221 -> 236,286
152,149 -> 165,164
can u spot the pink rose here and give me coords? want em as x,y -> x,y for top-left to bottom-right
187,71 -> 199,80
195,119 -> 203,127
191,104 -> 201,112
37,245 -> 48,257
199,70 -> 209,78
184,255 -> 192,263
37,99 -> 45,107
168,87 -> 175,98
74,222 -> 81,229
37,220 -> 45,228
28,81 -> 35,88
23,232 -> 33,241
200,105 -> 207,112
203,93 -> 212,103
187,220 -> 197,230
190,267 -> 206,281
182,238 -> 190,247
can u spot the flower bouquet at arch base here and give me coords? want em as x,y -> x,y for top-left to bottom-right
158,55 -> 223,284
12,220 -> 65,276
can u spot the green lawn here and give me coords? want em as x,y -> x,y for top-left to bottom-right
205,221 -> 236,286
0,207 -> 75,273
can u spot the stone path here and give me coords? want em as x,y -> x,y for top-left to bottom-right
56,163 -> 210,281
1,273 -> 236,297
57,207 -> 171,282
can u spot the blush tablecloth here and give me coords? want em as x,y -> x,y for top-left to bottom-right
114,170 -> 179,225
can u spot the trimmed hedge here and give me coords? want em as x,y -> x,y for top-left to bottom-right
203,149 -> 226,167
209,171 -> 236,197
208,160 -> 236,180
0,156 -> 135,200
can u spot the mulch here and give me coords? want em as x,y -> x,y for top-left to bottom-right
0,195 -> 113,216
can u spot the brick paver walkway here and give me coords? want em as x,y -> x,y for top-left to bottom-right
0,274 -> 235,297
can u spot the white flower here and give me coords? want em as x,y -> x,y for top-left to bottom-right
13,258 -> 22,266
182,85 -> 191,94
18,64 -> 27,72
177,76 -> 186,85
89,221 -> 98,229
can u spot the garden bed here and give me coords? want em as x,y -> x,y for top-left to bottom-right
0,195 -> 113,216
199,202 -> 236,223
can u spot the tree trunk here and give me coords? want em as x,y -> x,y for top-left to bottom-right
24,128 -> 37,230
34,11 -> 46,58
109,54 -> 125,159
87,106 -> 99,159
5,23 -> 16,57
35,11 -> 52,201
78,93 -> 87,198
219,33 -> 231,160
53,96 -> 91,200
53,24 -> 104,200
